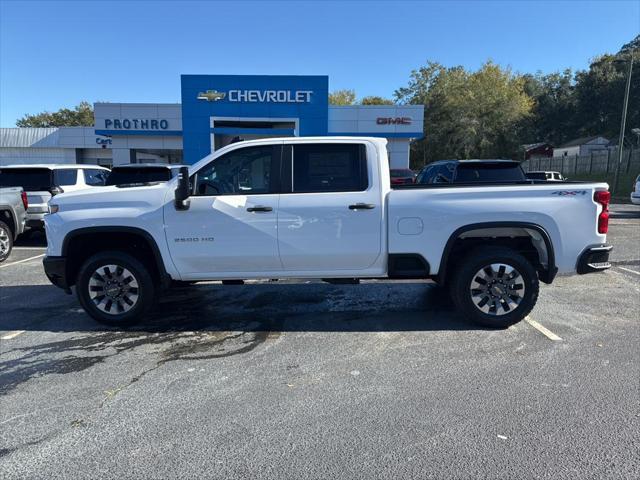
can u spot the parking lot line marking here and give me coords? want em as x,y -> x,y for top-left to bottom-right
618,266 -> 640,276
13,247 -> 47,250
525,316 -> 563,342
1,330 -> 25,340
0,253 -> 45,269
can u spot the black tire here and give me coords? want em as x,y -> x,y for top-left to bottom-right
0,220 -> 13,263
76,251 -> 156,326
449,246 -> 539,328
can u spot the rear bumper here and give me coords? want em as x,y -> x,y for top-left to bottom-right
26,218 -> 45,229
631,194 -> 640,205
577,244 -> 612,274
26,211 -> 46,229
43,256 -> 71,292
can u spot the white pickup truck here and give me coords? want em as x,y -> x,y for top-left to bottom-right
43,137 -> 612,328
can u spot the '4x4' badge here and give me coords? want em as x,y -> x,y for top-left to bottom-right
551,190 -> 587,196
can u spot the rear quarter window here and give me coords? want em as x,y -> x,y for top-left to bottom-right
54,169 -> 78,186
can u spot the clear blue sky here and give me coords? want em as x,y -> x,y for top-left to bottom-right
1,0 -> 638,127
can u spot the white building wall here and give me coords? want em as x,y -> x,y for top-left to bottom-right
0,147 -> 76,165
386,140 -> 411,169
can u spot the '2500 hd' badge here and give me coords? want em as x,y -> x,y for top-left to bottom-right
174,237 -> 215,243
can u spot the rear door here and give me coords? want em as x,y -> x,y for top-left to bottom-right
277,142 -> 383,272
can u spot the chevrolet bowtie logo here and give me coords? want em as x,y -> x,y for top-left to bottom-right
197,90 -> 226,101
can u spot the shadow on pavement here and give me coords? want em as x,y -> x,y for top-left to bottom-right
0,282 -> 485,334
609,209 -> 640,219
14,230 -> 47,247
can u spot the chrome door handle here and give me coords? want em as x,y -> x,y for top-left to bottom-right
246,205 -> 273,213
348,203 -> 375,210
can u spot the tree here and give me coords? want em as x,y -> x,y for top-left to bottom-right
520,69 -> 577,145
360,96 -> 394,105
572,37 -> 639,143
16,101 -> 94,127
395,61 -> 533,163
328,89 -> 356,105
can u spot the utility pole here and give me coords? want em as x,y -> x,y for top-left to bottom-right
613,52 -> 634,194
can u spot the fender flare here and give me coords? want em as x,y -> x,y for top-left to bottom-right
437,221 -> 557,284
61,226 -> 171,286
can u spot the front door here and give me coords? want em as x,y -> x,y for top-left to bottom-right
277,142 -> 383,273
164,144 -> 282,278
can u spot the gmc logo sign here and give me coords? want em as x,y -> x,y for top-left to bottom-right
376,117 -> 412,125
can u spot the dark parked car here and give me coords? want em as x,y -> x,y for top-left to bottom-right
105,164 -> 183,187
390,168 -> 416,185
415,160 -> 527,185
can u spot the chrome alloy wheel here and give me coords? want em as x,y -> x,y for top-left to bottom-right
0,226 -> 10,257
88,264 -> 139,315
469,263 -> 525,316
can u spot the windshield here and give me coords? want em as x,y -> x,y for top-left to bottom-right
105,167 -> 173,186
390,169 -> 414,178
455,163 -> 526,182
0,168 -> 53,191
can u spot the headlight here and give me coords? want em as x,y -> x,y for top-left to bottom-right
49,204 -> 60,214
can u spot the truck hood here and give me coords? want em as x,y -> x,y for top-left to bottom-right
50,183 -> 173,211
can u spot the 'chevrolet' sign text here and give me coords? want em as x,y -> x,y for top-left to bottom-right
227,90 -> 313,103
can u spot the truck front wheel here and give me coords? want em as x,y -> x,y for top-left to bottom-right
0,220 -> 13,263
450,246 -> 539,328
76,251 -> 156,326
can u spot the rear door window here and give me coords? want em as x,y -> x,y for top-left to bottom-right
0,168 -> 53,191
54,169 -> 78,186
291,143 -> 367,193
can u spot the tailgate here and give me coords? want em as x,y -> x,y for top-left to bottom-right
27,190 -> 52,214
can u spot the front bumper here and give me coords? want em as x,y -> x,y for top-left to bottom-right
577,244 -> 612,274
631,194 -> 640,205
43,256 -> 71,292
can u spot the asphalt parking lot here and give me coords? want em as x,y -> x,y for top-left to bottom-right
1,204 -> 638,479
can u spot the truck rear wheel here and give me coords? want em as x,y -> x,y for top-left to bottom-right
450,246 -> 539,328
76,251 -> 156,326
0,220 -> 13,263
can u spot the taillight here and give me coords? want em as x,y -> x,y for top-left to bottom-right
21,191 -> 28,210
594,190 -> 610,234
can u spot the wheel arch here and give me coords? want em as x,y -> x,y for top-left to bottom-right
437,222 -> 557,285
0,207 -> 17,239
61,226 -> 171,288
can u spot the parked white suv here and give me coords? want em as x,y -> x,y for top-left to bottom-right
0,165 -> 109,231
44,137 -> 612,328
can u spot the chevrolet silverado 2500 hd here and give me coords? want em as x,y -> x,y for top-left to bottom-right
43,137 -> 612,327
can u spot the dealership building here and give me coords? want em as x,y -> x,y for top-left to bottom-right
0,75 -> 424,168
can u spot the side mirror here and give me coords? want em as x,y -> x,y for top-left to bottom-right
174,166 -> 191,211
50,186 -> 64,196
